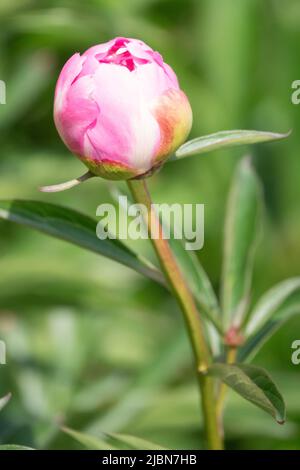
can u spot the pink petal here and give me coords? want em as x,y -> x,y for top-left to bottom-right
56,74 -> 98,155
134,62 -> 178,102
85,63 -> 160,171
54,53 -> 85,115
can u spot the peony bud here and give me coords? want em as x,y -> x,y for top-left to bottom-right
54,37 -> 192,180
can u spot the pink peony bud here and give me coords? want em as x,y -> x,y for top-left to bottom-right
54,37 -> 192,180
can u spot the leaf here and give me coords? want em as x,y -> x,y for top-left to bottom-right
239,303 -> 300,362
173,129 -> 290,160
0,393 -> 11,412
0,445 -> 34,450
221,157 -> 262,328
205,321 -> 222,357
106,432 -> 167,450
0,200 -> 164,286
245,277 -> 300,336
62,427 -> 166,450
62,427 -> 115,450
207,363 -> 286,423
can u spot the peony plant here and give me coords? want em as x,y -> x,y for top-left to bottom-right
0,37 -> 297,451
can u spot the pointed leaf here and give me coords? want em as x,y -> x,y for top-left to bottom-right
174,130 -> 290,160
221,157 -> 262,328
106,432 -> 167,450
62,427 -> 116,450
245,277 -> 300,336
0,445 -> 34,450
207,363 -> 285,423
239,303 -> 300,362
0,200 -> 164,286
62,427 -> 166,450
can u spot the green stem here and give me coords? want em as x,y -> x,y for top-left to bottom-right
216,346 -> 237,438
127,178 -> 223,450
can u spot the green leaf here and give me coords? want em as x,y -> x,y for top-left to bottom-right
0,393 -> 11,412
221,157 -> 262,328
62,427 -> 166,450
239,303 -> 300,362
207,363 -> 286,423
0,445 -> 34,450
245,277 -> 300,336
62,427 -> 115,450
205,321 -> 222,357
106,433 -> 167,450
0,200 -> 164,286
173,129 -> 290,160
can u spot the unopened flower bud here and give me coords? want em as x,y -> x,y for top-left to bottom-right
54,37 -> 192,180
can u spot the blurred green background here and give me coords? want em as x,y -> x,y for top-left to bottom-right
0,0 -> 299,450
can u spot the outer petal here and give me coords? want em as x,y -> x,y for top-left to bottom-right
85,63 -> 160,175
134,62 -> 178,103
77,55 -> 100,79
54,53 -> 85,116
152,89 -> 193,164
159,62 -> 179,88
57,74 -> 99,155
